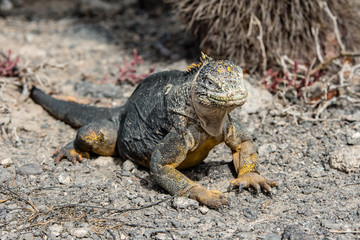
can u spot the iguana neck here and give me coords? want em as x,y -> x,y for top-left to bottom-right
191,84 -> 234,136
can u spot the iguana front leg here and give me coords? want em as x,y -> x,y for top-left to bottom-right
150,129 -> 227,208
225,118 -> 277,194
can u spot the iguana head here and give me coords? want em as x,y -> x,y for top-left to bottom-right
188,53 -> 247,136
189,53 -> 247,108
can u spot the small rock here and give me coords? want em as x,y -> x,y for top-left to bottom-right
343,113 -> 360,122
306,168 -> 326,178
0,158 -> 13,167
0,167 -> 12,183
58,173 -> 72,185
243,208 -> 258,220
0,0 -> 13,12
258,144 -> 277,156
321,220 -> 342,230
282,225 -> 312,240
16,164 -> 42,175
21,233 -> 34,240
132,197 -> 146,206
121,170 -> 131,176
126,191 -> 138,200
92,156 -> 114,167
172,197 -> 199,210
49,224 -> 63,237
264,233 -> 281,240
6,203 -> 18,210
71,228 -> 88,238
77,0 -> 123,17
120,232 -> 127,240
171,220 -> 181,228
347,131 -> 360,145
330,145 -> 360,173
122,160 -> 136,171
199,206 -> 209,215
154,232 -> 169,240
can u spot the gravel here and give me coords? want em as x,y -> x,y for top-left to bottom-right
0,0 -> 359,239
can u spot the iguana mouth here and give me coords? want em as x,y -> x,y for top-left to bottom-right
206,91 -> 248,106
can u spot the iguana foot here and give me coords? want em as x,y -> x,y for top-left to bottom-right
229,172 -> 277,195
53,142 -> 90,164
187,185 -> 227,208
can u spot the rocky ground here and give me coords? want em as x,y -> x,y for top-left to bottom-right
0,1 -> 359,239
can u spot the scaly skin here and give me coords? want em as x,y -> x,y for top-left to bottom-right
30,53 -> 277,208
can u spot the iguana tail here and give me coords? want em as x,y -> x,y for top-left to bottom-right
30,87 -> 122,128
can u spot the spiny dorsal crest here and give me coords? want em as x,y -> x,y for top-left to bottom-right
186,52 -> 214,73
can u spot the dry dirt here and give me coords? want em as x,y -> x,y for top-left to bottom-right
0,1 -> 359,239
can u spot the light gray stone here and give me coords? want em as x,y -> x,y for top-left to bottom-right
330,145 -> 360,172
71,228 -> 88,238
172,197 -> 199,210
16,164 -> 42,175
58,172 -> 72,185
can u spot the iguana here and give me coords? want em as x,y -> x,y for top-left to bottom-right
30,53 -> 277,208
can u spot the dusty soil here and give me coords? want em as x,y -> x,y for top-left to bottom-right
1,1 -> 359,239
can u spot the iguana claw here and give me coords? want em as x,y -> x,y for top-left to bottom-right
187,185 -> 227,209
53,142 -> 90,164
230,172 -> 277,196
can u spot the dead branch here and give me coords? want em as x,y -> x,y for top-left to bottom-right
247,13 -> 267,74
319,1 -> 346,52
55,196 -> 173,214
311,27 -> 324,63
310,51 -> 360,76
329,230 -> 360,234
0,184 -> 39,212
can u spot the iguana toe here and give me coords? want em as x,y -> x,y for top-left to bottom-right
230,172 -> 277,196
188,186 -> 227,208
53,142 -> 90,164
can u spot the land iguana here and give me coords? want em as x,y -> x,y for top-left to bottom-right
30,53 -> 277,208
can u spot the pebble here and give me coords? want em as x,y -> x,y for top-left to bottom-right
20,233 -> 34,240
0,0 -> 13,11
71,228 -> 88,238
199,206 -> 209,215
16,164 -> 42,175
172,197 -> 199,210
92,156 -> 114,167
258,144 -> 277,156
154,232 -> 170,240
0,158 -> 13,166
264,233 -> 281,240
243,207 -> 258,220
122,160 -> 136,171
49,224 -> 63,237
132,197 -> 146,206
347,130 -> 360,145
282,225 -> 311,240
6,203 -> 19,210
58,172 -> 72,185
330,145 -> 360,173
0,167 -> 12,183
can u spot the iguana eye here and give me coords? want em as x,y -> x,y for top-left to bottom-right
205,78 -> 216,89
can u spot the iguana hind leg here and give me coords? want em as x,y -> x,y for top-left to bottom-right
54,119 -> 118,163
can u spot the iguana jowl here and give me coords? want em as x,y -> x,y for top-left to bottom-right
31,53 -> 277,208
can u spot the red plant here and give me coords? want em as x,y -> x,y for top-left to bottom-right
114,49 -> 155,85
263,61 -> 324,98
0,50 -> 20,77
